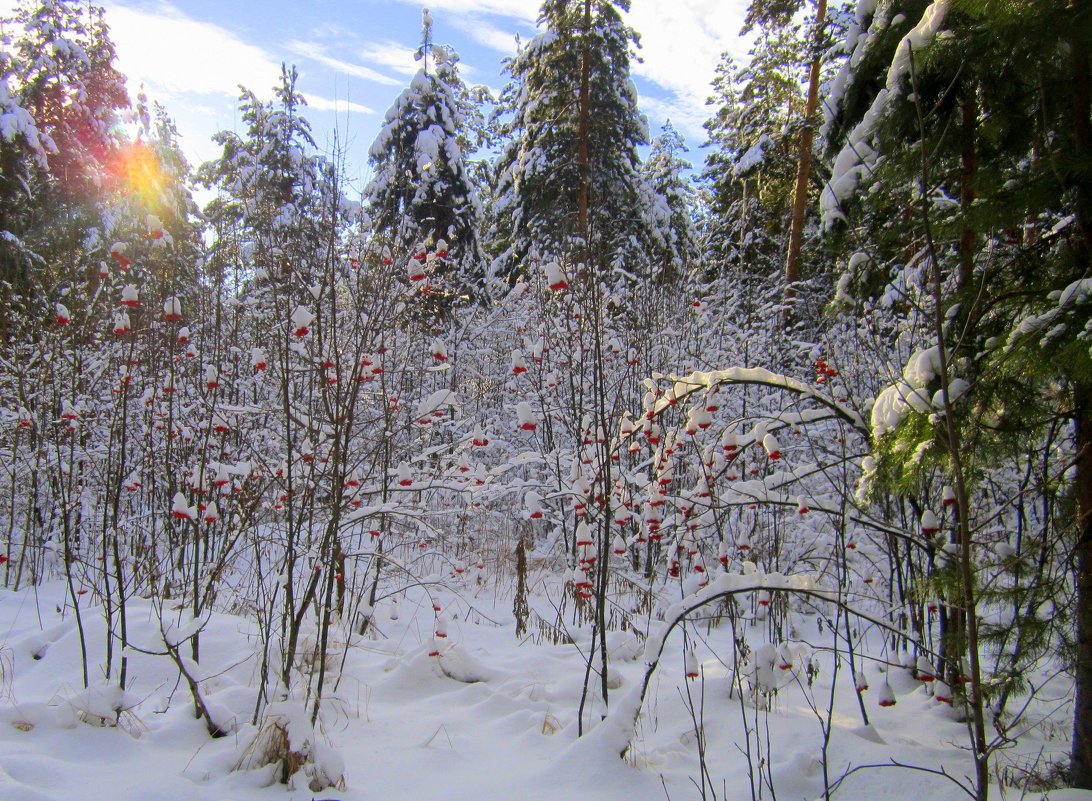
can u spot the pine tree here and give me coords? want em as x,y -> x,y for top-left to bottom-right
741,0 -> 832,289
701,38 -> 804,277
365,9 -> 485,297
490,0 -> 664,283
199,65 -> 343,285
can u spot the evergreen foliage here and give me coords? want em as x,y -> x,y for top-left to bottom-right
199,65 -> 351,287
365,10 -> 485,298
822,0 -> 1092,787
702,41 -> 803,274
641,123 -> 698,282
3,0 -> 1092,794
0,0 -> 128,316
490,0 -> 665,283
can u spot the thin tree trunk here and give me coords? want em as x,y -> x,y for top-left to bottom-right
958,101 -> 977,290
784,0 -> 827,292
1071,383 -> 1092,789
909,45 -> 989,800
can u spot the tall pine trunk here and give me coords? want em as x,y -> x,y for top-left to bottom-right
784,0 -> 827,291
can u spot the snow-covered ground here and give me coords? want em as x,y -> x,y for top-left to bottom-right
0,579 -> 1085,801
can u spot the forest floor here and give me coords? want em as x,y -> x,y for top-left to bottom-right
0,576 -> 1087,801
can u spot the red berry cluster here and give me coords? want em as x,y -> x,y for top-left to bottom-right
814,359 -> 839,383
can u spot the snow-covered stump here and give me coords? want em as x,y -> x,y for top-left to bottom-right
230,701 -> 345,792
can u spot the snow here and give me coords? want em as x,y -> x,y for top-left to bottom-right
1008,276 -> 1092,355
0,566 -> 1075,801
289,306 -> 313,329
871,346 -> 969,436
0,4 -> 1084,797
901,345 -> 941,388
734,134 -> 770,175
821,0 -> 952,226
651,366 -> 867,433
0,77 -> 50,169
416,389 -> 458,419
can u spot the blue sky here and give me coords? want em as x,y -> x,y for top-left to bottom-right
9,0 -> 754,190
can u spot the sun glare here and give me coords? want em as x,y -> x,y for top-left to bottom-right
111,141 -> 169,211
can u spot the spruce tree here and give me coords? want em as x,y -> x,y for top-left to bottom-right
200,65 -> 342,284
822,0 -> 1092,790
0,0 -> 128,321
490,0 -> 664,283
641,123 -> 698,283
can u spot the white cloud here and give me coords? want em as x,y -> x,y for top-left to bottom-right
390,0 -> 537,21
96,2 -> 289,170
303,94 -> 373,114
158,99 -> 235,168
104,2 -> 281,98
637,93 -> 710,145
389,0 -> 751,145
24,0 -> 748,172
628,0 -> 753,121
357,41 -> 420,77
353,35 -> 487,84
288,40 -> 402,86
450,15 -> 524,55
97,4 -> 384,172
